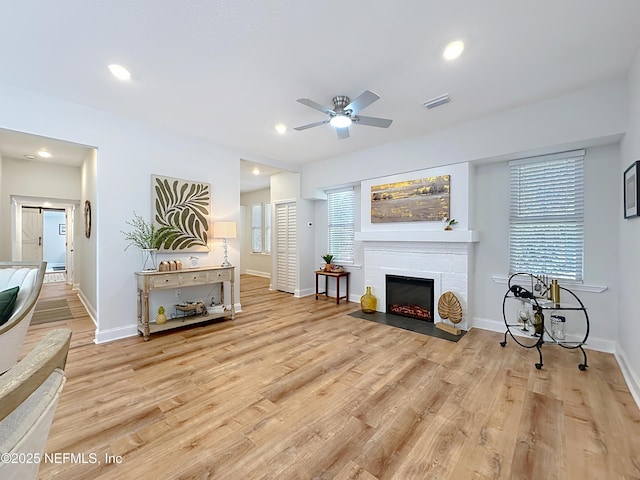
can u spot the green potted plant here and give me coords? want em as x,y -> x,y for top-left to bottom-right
443,217 -> 458,231
321,254 -> 334,272
122,212 -> 170,271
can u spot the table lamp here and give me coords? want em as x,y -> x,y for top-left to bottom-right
213,221 -> 236,267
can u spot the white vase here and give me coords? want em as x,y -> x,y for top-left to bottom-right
141,248 -> 158,271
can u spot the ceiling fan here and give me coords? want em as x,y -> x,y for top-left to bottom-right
294,90 -> 393,139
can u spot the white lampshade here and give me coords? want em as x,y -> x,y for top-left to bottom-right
213,221 -> 237,239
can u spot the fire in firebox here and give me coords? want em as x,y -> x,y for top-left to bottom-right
389,304 -> 432,320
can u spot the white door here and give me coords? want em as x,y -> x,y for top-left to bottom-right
275,202 -> 297,294
21,207 -> 43,261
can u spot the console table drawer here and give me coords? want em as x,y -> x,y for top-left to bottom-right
209,269 -> 231,282
180,271 -> 209,285
150,274 -> 181,288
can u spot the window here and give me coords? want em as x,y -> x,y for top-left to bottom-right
251,203 -> 271,254
327,187 -> 354,264
251,204 -> 262,252
264,203 -> 271,254
509,150 -> 584,281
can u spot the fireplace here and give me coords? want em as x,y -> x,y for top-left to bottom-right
386,274 -> 434,322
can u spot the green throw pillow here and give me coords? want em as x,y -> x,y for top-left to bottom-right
0,286 -> 20,326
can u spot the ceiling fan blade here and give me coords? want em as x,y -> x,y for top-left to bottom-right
354,115 -> 393,128
336,127 -> 350,140
294,119 -> 330,131
296,98 -> 335,115
344,90 -> 380,114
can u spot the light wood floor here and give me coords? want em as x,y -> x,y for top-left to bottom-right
22,275 -> 640,479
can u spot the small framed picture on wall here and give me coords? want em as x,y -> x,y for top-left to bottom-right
624,160 -> 639,219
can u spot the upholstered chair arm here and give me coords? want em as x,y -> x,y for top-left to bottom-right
0,329 -> 72,422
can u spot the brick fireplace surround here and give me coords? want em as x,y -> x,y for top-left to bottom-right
355,231 -> 478,332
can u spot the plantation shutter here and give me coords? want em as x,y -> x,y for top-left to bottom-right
275,202 -> 296,293
509,150 -> 585,281
327,187 -> 354,264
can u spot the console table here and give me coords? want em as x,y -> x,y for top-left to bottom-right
315,270 -> 350,304
135,266 -> 235,341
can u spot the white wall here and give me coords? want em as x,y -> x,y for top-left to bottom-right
472,144 -> 620,351
76,148 -> 97,319
302,80 -> 629,356
270,171 -> 316,297
313,184 -> 364,301
619,48 -> 640,405
0,157 -> 81,259
302,80 -> 627,198
240,188 -> 272,277
0,83 -> 242,343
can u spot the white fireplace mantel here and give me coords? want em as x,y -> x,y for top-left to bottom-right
355,230 -> 479,243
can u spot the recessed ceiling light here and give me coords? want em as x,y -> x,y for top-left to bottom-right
24,154 -> 36,160
443,41 -> 465,61
37,150 -> 52,158
275,124 -> 287,134
108,64 -> 132,81
252,167 -> 260,175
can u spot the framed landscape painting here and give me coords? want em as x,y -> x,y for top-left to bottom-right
371,175 -> 450,223
152,175 -> 211,252
624,161 -> 639,219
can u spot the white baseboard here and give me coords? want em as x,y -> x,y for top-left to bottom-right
295,287 -> 315,298
471,316 -> 615,353
94,324 -> 139,344
94,303 -> 243,344
615,346 -> 640,410
349,294 -> 361,303
245,270 -> 271,279
76,289 -> 97,326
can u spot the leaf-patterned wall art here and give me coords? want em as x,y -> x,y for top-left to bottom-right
152,175 -> 211,252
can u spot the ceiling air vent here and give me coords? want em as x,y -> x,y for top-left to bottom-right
422,94 -> 451,109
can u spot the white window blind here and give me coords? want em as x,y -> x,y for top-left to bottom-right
264,203 -> 271,254
251,204 -> 262,252
327,187 -> 354,264
509,150 -> 585,281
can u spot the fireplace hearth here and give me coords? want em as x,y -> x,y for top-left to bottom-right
386,274 -> 434,323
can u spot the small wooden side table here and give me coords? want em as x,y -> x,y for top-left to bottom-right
315,270 -> 350,304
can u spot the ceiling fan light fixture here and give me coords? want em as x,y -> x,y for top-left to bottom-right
330,114 -> 352,128
274,123 -> 287,134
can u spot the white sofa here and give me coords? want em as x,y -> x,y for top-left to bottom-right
0,262 -> 46,374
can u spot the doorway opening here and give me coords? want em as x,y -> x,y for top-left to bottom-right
12,196 -> 77,284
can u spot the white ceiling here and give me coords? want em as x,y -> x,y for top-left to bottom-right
0,128 -> 92,167
1,1 -> 640,178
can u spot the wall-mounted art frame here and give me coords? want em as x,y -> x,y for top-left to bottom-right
152,175 -> 211,252
84,200 -> 92,238
370,175 -> 450,223
624,160 -> 639,219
